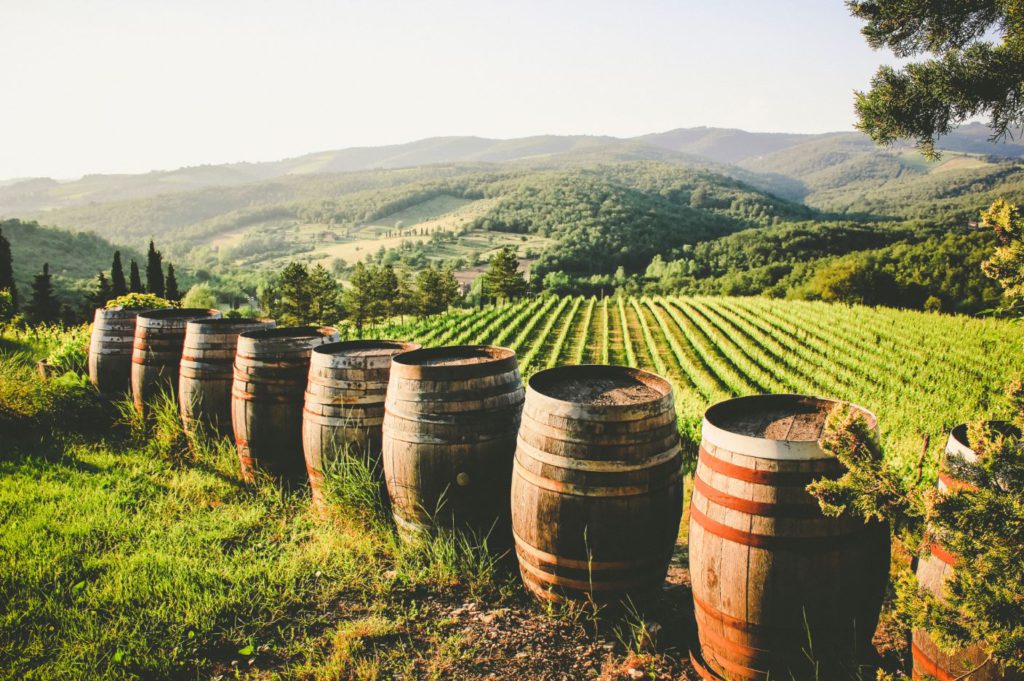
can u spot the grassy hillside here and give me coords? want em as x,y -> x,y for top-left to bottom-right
1,219 -> 140,303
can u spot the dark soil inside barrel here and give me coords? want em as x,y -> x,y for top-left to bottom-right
542,375 -> 662,405
727,402 -> 834,440
416,354 -> 496,366
338,347 -> 408,357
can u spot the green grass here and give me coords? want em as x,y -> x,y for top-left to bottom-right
0,346 -> 516,679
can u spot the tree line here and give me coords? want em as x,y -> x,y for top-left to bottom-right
0,233 -> 181,325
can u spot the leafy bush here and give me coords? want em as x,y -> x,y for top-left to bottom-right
105,292 -> 175,310
44,325 -> 90,375
808,387 -> 1024,675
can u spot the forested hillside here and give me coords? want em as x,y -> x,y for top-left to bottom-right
2,124 -> 1022,316
0,219 -> 139,302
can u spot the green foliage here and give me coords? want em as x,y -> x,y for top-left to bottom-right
44,325 -> 90,375
808,386 -> 1024,672
88,271 -> 113,310
849,0 -> 1024,156
180,283 -> 217,310
481,247 -> 527,302
165,263 -> 180,301
0,289 -> 13,323
110,250 -> 127,297
128,259 -> 143,293
262,262 -> 344,326
105,292 -> 175,310
414,266 -> 460,316
145,240 -> 164,297
0,226 -> 15,311
980,198 -> 1024,309
25,263 -> 60,325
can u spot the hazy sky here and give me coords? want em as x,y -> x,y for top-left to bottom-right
1,0 -> 901,179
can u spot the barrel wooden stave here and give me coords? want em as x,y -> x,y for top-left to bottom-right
88,307 -> 139,396
911,425 -> 1023,681
301,340 -> 419,509
131,308 -> 221,413
382,345 -> 523,542
689,394 -> 890,681
511,364 -> 683,605
232,326 -> 339,483
179,318 -> 274,437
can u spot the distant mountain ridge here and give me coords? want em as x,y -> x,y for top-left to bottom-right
3,123 -> 1022,215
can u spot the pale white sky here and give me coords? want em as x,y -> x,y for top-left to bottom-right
0,0 -> 900,179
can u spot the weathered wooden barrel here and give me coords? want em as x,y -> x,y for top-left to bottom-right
689,394 -> 890,681
88,307 -> 139,396
302,339 -> 420,509
231,326 -> 339,483
382,345 -> 524,542
179,317 -> 275,438
131,308 -> 220,413
511,364 -> 683,605
912,422 -> 1023,681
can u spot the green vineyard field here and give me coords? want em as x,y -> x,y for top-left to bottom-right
381,296 -> 1024,480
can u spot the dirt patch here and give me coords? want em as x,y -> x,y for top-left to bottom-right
719,401 -> 834,441
542,376 -> 662,406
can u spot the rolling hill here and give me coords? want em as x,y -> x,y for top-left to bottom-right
1,218 -> 141,303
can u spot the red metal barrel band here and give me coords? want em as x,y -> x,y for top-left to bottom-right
690,503 -> 871,551
911,641 -> 956,681
928,542 -> 958,568
692,475 -> 824,518
698,446 -> 842,486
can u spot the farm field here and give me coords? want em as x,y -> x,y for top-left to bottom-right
384,295 -> 1024,478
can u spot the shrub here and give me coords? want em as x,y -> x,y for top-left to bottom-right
808,386 -> 1024,675
105,292 -> 175,310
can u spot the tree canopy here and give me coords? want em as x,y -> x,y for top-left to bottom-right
850,0 -> 1024,156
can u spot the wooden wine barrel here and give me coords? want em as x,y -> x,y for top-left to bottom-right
179,317 -> 275,438
232,326 -> 339,483
511,364 -> 683,605
302,339 -> 420,510
689,394 -> 890,681
382,345 -> 524,542
131,308 -> 220,413
88,307 -> 139,396
911,423 -> 1023,681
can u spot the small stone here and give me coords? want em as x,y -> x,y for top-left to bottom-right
627,669 -> 645,680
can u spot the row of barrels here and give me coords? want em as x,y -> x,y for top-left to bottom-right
87,308 -> 1006,681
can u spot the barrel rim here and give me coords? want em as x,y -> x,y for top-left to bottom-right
94,306 -> 140,315
313,339 -> 421,357
948,420 -> 1019,463
390,344 -> 514,368
527,364 -> 673,407
239,325 -> 337,341
185,317 -> 275,330
702,393 -> 878,461
137,307 -> 220,321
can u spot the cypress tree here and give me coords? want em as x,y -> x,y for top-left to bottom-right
146,240 -> 164,297
165,263 -> 180,301
129,260 -> 143,293
0,226 -> 16,310
26,263 -> 60,325
111,251 -> 127,297
90,271 -> 113,309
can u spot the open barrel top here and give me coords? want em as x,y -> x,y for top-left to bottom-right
388,345 -> 517,380
529,364 -> 670,406
702,393 -> 877,461
314,339 -> 420,358
136,307 -> 219,321
185,317 -> 273,329
240,326 -> 334,341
